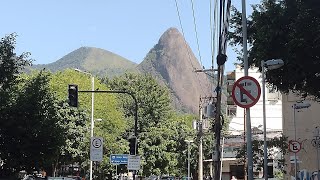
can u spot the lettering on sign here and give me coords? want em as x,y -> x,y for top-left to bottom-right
128,155 -> 141,170
231,76 -> 261,108
90,137 -> 103,161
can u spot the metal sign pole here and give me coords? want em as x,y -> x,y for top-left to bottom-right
293,105 -> 297,180
242,0 -> 253,179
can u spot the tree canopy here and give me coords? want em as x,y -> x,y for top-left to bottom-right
0,34 -> 209,179
104,73 -> 173,134
0,35 -> 90,177
229,0 -> 320,98
1,72 -> 66,174
104,73 -> 196,177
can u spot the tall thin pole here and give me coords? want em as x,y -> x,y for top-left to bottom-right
188,142 -> 191,180
317,144 -> 319,180
244,109 -> 247,180
90,76 -> 94,180
315,127 -> 320,180
261,61 -> 268,180
242,0 -> 253,179
76,88 -> 139,180
220,137 -> 225,180
293,105 -> 297,180
199,106 -> 203,180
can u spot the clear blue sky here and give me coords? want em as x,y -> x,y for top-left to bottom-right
1,0 -> 258,72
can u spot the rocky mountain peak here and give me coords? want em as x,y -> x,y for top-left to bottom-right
138,27 -> 211,113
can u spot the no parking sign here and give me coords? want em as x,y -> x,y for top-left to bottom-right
231,76 -> 261,108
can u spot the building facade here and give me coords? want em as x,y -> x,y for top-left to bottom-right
282,93 -> 320,179
221,65 -> 284,179
226,65 -> 283,133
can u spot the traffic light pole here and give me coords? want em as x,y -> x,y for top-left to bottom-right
90,77 -> 94,180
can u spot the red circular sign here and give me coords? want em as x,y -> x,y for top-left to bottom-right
289,140 -> 301,153
231,76 -> 261,108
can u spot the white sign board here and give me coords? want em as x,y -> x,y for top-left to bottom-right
90,137 -> 103,161
128,155 -> 141,170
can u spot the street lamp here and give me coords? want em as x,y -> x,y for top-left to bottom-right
293,102 -> 311,179
185,139 -> 194,180
261,59 -> 284,180
75,68 -> 94,180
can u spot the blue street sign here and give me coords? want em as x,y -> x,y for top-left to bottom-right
110,154 -> 128,164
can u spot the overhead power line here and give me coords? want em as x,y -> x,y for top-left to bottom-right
174,0 -> 208,96
190,0 -> 203,67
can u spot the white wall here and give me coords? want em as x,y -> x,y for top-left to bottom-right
228,66 -> 282,133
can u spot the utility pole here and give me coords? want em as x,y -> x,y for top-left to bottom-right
214,82 -> 222,180
213,0 -> 231,179
194,70 -> 217,180
196,96 -> 217,180
198,103 -> 203,180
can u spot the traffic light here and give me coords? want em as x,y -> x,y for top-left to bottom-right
68,84 -> 78,107
129,136 -> 137,155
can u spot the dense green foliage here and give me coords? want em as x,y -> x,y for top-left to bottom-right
104,73 -> 173,133
139,114 -> 196,176
229,0 -> 320,98
0,34 -> 213,179
104,73 -> 197,176
1,72 -> 65,174
0,33 -> 31,92
49,69 -> 129,177
0,35 -> 91,177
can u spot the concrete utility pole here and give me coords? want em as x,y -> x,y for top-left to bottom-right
194,72 -> 217,180
198,105 -> 203,180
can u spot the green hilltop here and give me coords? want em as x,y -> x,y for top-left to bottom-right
31,46 -> 138,78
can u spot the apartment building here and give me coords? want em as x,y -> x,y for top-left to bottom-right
226,65 -> 283,133
221,65 -> 283,179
